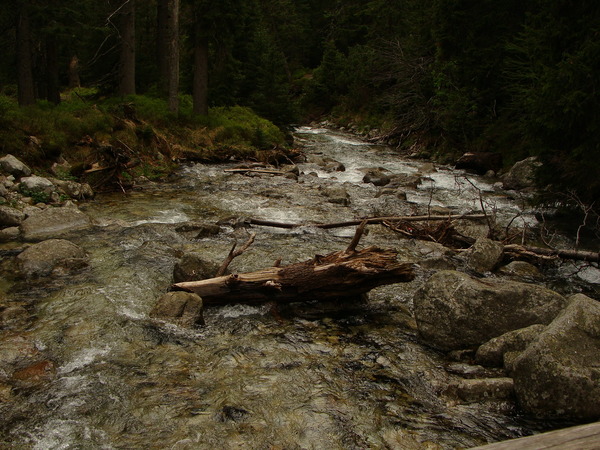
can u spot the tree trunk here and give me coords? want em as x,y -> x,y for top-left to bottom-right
118,0 -> 136,96
46,34 -> 61,104
68,56 -> 81,88
173,246 -> 415,305
193,32 -> 209,116
17,1 -> 35,106
156,0 -> 169,96
166,0 -> 179,113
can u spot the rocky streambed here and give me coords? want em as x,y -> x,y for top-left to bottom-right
0,127 -> 599,448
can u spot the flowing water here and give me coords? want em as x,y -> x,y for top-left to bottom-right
1,127 -> 596,449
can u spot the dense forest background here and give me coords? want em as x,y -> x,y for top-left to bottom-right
1,0 -> 599,203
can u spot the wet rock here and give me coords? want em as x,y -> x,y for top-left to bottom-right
0,205 -> 25,227
502,157 -> 541,190
173,252 -> 220,282
464,237 -> 504,274
388,173 -> 422,189
362,168 -> 391,187
320,186 -> 350,206
19,203 -> 92,241
512,294 -> 600,420
375,187 -> 407,200
413,270 -> 567,351
175,222 -> 221,238
497,261 -> 543,281
446,377 -> 514,403
150,291 -> 204,328
15,239 -> 88,278
0,154 -> 32,178
455,152 -> 503,175
323,160 -> 345,172
475,324 -> 546,368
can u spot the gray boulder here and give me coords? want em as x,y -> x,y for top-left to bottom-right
173,252 -> 220,283
464,237 -> 504,274
20,204 -> 92,241
413,270 -> 567,351
512,294 -> 600,419
19,175 -> 55,193
0,205 -> 25,227
0,155 -> 32,178
502,157 -> 541,190
15,239 -> 88,278
150,291 -> 204,327
475,324 -> 546,368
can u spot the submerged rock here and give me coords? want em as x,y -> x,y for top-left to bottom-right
19,203 -> 92,241
150,291 -> 204,328
512,294 -> 600,420
413,270 -> 567,351
15,239 -> 88,278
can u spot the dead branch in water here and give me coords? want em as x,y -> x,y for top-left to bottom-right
245,214 -> 487,230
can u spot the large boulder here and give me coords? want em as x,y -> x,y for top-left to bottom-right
15,239 -> 88,278
19,203 -> 92,241
0,154 -> 32,178
511,294 -> 600,420
502,157 -> 541,190
455,152 -> 502,175
0,205 -> 25,227
413,270 -> 567,351
150,291 -> 204,328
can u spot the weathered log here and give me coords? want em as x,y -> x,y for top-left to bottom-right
246,214 -> 487,230
504,244 -> 600,263
172,245 -> 415,305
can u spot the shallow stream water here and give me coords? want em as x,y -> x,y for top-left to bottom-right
1,127 -> 596,449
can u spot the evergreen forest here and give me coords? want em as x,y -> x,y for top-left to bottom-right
1,0 -> 599,204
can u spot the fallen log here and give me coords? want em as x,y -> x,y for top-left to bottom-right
246,214 -> 487,230
504,244 -> 600,263
225,168 -> 286,175
172,245 -> 415,305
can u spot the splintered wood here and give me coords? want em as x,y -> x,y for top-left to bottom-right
172,229 -> 415,306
